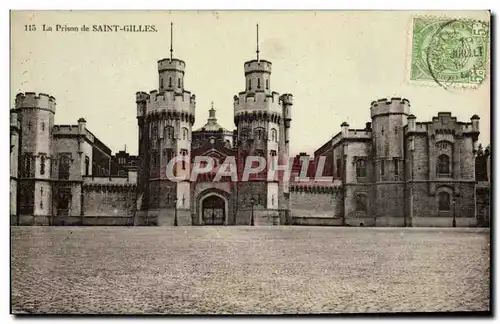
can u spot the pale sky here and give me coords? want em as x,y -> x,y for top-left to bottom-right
11,10 -> 491,156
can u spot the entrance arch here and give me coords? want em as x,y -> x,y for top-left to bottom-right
201,194 -> 227,225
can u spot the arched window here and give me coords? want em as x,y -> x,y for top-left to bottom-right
271,128 -> 277,142
182,127 -> 188,141
58,153 -> 71,180
438,192 -> 451,211
248,79 -> 252,90
255,128 -> 263,140
257,78 -> 261,89
41,122 -> 45,131
180,149 -> 188,170
240,128 -> 250,142
437,154 -> 450,175
266,79 -> 269,90
356,194 -> 367,212
356,159 -> 366,178
270,150 -> 277,170
168,77 -> 172,87
161,78 -> 164,89
165,126 -> 174,140
152,126 -> 158,140
178,78 -> 181,88
85,156 -> 90,176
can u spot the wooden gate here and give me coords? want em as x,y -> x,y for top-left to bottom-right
202,195 -> 225,225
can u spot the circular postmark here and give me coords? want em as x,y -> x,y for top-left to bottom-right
425,19 -> 489,90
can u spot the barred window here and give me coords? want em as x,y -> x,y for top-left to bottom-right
356,159 -> 366,178
40,155 -> 46,175
23,153 -> 33,177
58,153 -> 71,180
437,154 -> 450,175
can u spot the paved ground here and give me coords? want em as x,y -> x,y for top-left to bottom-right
11,226 -> 490,314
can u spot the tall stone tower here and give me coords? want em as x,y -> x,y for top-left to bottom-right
136,24 -> 196,225
233,25 -> 293,225
14,92 -> 56,225
10,109 -> 20,224
370,97 -> 410,224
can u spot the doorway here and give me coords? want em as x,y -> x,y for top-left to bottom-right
202,195 -> 226,225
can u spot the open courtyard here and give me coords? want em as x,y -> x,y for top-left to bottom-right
11,226 -> 490,314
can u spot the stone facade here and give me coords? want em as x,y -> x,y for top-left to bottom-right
133,53 -> 293,226
310,98 -> 484,227
11,56 -> 489,228
10,93 -> 138,226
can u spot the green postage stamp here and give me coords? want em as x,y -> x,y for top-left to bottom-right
409,16 -> 490,88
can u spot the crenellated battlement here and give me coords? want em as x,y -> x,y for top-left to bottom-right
244,59 -> 272,75
52,124 -> 97,145
145,89 -> 195,115
234,91 -> 281,116
347,129 -> 372,139
84,175 -> 137,185
289,179 -> 343,193
15,92 -> 56,113
280,93 -> 293,105
370,97 -> 410,118
158,58 -> 186,73
280,93 -> 293,122
136,91 -> 150,103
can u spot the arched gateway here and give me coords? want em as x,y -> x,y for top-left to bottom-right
201,195 -> 226,225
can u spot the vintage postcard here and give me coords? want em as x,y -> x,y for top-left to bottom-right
10,10 -> 491,315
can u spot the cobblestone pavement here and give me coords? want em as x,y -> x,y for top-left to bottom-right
11,226 -> 490,314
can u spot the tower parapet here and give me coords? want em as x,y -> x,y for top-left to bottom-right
15,92 -> 56,113
234,91 -> 281,116
370,97 -> 410,118
145,89 -> 196,118
244,59 -> 272,75
158,58 -> 186,73
136,91 -> 150,103
158,58 -> 186,92
244,59 -> 273,95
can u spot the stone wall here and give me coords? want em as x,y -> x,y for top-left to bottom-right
289,189 -> 341,219
410,182 -> 476,219
81,185 -> 136,225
